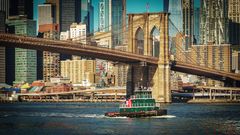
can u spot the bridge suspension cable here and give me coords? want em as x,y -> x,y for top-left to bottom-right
70,16 -> 161,50
169,19 -> 217,70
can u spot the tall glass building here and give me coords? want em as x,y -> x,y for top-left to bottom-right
98,0 -> 126,47
193,0 -> 200,44
168,0 -> 183,35
60,0 -> 81,31
112,0 -> 125,48
228,0 -> 240,45
81,0 -> 94,34
99,0 -> 111,32
0,0 -> 9,84
6,16 -> 37,84
200,0 -> 228,45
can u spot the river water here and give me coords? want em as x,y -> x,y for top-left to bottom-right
0,102 -> 239,135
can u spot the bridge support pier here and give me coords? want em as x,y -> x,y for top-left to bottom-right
126,65 -> 134,99
126,63 -> 171,103
127,12 -> 171,102
152,64 -> 171,103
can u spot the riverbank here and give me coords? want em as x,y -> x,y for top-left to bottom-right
0,99 -> 125,103
188,99 -> 240,103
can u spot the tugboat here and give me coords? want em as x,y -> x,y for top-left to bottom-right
105,87 -> 167,118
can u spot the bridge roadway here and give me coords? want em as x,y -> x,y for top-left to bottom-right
0,34 -> 240,81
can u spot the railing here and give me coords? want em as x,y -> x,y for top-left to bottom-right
120,102 -> 155,108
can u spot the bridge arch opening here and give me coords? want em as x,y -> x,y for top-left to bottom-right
150,26 -> 160,57
135,27 -> 144,55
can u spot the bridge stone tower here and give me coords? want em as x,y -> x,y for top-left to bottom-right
127,12 -> 171,102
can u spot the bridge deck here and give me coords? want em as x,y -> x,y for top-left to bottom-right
0,34 -> 239,81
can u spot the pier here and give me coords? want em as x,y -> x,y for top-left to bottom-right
16,87 -> 126,102
173,86 -> 240,103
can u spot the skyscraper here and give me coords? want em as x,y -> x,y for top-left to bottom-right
98,0 -> 126,48
182,0 -> 194,49
9,0 -> 33,19
228,0 -> 240,45
46,0 -> 59,24
0,0 -> 9,18
0,11 -> 6,83
0,0 -> 9,84
38,3 -> 60,82
193,0 -> 200,44
168,0 -> 194,50
7,16 -> 37,84
200,0 -> 228,45
89,1 -> 94,33
99,0 -> 111,32
0,11 -> 5,32
112,0 -> 126,48
38,4 -> 53,25
60,0 -> 81,31
168,0 -> 183,34
81,0 -> 94,34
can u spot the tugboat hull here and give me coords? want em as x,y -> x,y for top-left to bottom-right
105,109 -> 167,118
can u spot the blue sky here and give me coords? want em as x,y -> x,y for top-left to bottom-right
127,0 -> 163,13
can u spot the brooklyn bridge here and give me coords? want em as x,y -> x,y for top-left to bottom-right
0,12 -> 239,102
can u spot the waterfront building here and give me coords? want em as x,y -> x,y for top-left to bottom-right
200,0 -> 228,45
6,16 -> 37,84
61,59 -> 96,85
45,83 -> 72,93
228,0 -> 240,45
232,51 -> 240,73
50,76 -> 70,84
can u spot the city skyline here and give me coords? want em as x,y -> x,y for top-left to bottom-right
0,1 -> 240,134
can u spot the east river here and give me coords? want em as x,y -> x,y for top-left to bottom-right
0,102 -> 239,135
